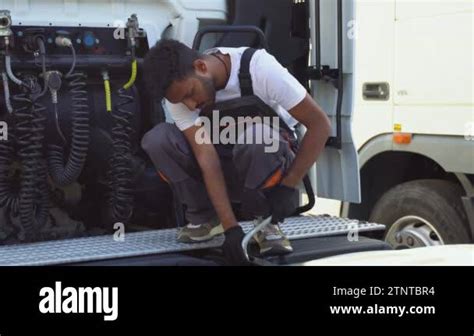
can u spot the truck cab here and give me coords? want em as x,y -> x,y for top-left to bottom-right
0,0 -> 469,266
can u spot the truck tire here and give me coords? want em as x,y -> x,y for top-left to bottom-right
369,179 -> 470,249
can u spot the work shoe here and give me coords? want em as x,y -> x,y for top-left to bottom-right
177,217 -> 224,243
253,223 -> 293,256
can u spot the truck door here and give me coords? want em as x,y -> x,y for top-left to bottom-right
308,0 -> 361,203
224,0 -> 361,203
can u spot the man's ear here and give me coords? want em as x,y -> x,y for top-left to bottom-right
193,59 -> 208,75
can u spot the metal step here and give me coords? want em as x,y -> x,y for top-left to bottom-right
0,215 -> 385,266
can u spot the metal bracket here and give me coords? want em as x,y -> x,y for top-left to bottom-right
307,65 -> 340,89
325,136 -> 341,148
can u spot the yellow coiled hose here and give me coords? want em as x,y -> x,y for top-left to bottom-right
103,58 -> 137,113
123,59 -> 137,90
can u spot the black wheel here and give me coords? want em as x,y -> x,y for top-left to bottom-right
369,179 -> 470,249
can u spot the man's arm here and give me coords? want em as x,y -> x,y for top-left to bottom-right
183,125 -> 238,231
253,51 -> 331,187
281,93 -> 332,188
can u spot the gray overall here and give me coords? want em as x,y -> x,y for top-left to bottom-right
141,48 -> 297,225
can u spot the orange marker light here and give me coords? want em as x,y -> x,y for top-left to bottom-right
393,133 -> 412,145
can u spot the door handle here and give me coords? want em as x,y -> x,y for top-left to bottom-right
363,82 -> 390,100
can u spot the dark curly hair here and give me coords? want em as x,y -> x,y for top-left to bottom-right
143,39 -> 202,101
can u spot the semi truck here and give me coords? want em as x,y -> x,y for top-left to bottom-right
0,0 -> 471,266
316,0 -> 474,250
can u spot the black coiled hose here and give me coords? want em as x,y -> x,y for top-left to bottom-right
13,89 -> 49,239
107,87 -> 134,223
0,115 -> 19,214
47,72 -> 90,187
1,38 -> 49,240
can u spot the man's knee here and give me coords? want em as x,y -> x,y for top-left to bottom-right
141,123 -> 181,156
141,123 -> 198,182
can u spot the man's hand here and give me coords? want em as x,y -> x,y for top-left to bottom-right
183,125 -> 239,231
222,226 -> 252,266
263,184 -> 299,224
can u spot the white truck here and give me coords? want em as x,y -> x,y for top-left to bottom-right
0,0 -> 471,266
313,0 -> 474,249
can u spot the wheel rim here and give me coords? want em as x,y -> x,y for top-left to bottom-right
385,215 -> 445,249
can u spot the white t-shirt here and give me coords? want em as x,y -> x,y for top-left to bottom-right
165,47 -> 307,131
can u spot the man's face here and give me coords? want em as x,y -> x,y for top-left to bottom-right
166,73 -> 216,111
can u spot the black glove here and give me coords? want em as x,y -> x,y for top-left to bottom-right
263,184 -> 299,224
222,226 -> 252,266
240,188 -> 271,220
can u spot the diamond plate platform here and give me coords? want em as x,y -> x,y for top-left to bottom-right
0,215 -> 385,265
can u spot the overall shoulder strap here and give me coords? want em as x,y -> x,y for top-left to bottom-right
239,48 -> 258,96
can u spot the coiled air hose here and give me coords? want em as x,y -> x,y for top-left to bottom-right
0,115 -> 19,214
0,73 -> 16,219
0,60 -> 16,213
107,55 -> 137,223
47,43 -> 90,187
12,86 -> 49,239
0,38 -> 50,240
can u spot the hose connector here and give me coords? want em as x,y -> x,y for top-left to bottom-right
45,71 -> 62,104
55,36 -> 72,48
0,10 -> 12,37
